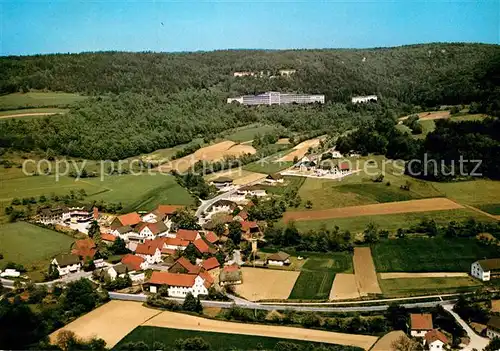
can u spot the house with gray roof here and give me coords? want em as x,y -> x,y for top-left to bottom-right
471,258 -> 500,281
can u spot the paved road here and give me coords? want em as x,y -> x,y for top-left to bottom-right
443,305 -> 489,351
109,292 -> 456,312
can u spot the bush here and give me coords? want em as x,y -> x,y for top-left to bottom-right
174,337 -> 211,350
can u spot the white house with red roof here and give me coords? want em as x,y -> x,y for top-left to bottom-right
147,271 -> 213,297
111,212 -> 142,229
410,313 -> 433,337
121,254 -> 148,271
192,238 -> 217,255
135,241 -> 163,264
424,330 -> 449,351
163,237 -> 190,254
202,257 -> 221,282
135,221 -> 168,240
176,229 -> 200,242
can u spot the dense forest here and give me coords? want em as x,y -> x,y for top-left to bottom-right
1,43 -> 500,160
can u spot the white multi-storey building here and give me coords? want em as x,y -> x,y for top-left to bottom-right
227,91 -> 325,105
351,95 -> 378,104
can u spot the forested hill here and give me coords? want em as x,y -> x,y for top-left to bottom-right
1,43 -> 500,105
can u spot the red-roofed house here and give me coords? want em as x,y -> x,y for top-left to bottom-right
147,271 -> 213,297
424,330 -> 449,351
121,254 -> 148,271
410,313 -> 433,337
177,229 -> 200,242
192,238 -> 217,255
241,221 -> 260,239
71,238 -> 97,260
204,231 -> 219,244
169,257 -> 202,274
220,264 -> 242,286
111,212 -> 142,229
101,233 -> 117,244
202,257 -> 221,282
135,221 -> 168,240
337,162 -> 350,174
135,240 -> 163,264
164,237 -> 190,252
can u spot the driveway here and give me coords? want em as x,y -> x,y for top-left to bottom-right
443,305 -> 489,351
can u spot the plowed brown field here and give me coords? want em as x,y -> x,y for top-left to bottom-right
399,111 -> 450,121
353,247 -> 381,296
283,198 -> 463,222
276,138 -> 323,162
329,273 -> 360,300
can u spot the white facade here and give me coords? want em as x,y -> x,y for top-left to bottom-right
471,261 -> 490,281
142,213 -> 158,223
51,258 -> 81,276
0,269 -> 20,278
411,330 -> 429,338
149,275 -> 209,298
267,259 -> 290,266
427,340 -> 445,351
351,95 -> 378,104
228,92 -> 325,106
138,226 -> 155,240
237,189 -> 266,197
137,248 -> 163,264
265,178 -> 284,184
487,328 -> 500,339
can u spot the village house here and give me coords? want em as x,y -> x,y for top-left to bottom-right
176,229 -> 200,242
219,264 -> 242,286
169,257 -> 202,274
107,263 -> 144,283
267,251 -> 291,266
487,316 -> 500,339
233,210 -> 248,222
71,238 -> 97,261
424,330 -> 449,351
410,313 -> 433,337
111,225 -> 135,239
135,221 -> 169,240
146,271 -> 213,297
101,232 -> 117,245
336,162 -> 350,175
202,257 -> 221,282
192,238 -> 217,255
265,173 -> 284,184
110,212 -> 142,229
241,221 -> 261,239
163,237 -> 190,254
52,254 -> 81,276
142,204 -> 184,231
135,241 -> 163,264
204,231 -> 219,245
208,199 -> 237,215
67,205 -> 93,223
121,254 -> 149,271
0,269 -> 21,278
471,258 -> 500,281
38,206 -> 70,224
211,177 -> 233,190
237,185 -> 267,197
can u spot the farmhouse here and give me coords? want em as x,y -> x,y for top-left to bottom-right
192,238 -> 217,255
135,221 -> 168,239
471,258 -> 500,281
220,265 -> 242,286
241,221 -> 261,238
112,225 -> 135,239
52,254 -> 81,276
169,257 -> 202,274
351,95 -> 378,104
111,212 -> 142,229
71,238 -> 97,260
204,231 -> 219,244
163,237 -> 190,253
211,177 -> 233,190
410,313 -> 433,337
424,330 -> 449,351
121,254 -> 148,271
101,233 -> 117,244
487,316 -> 500,339
135,241 -> 163,264
202,257 -> 221,281
147,271 -> 214,297
265,173 -> 284,184
177,229 -> 200,242
208,199 -> 237,214
266,251 -> 291,266
237,185 -> 267,197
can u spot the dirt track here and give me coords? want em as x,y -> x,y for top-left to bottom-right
329,273 -> 360,300
144,310 -> 378,350
235,267 -> 300,301
0,112 -> 60,119
379,272 -> 468,279
283,198 -> 463,222
371,330 -> 407,351
353,247 -> 381,296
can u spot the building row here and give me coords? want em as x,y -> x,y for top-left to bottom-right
227,91 -> 325,105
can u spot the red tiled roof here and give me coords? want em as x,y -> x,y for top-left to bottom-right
164,237 -> 190,247
136,222 -> 168,235
172,257 -> 201,274
149,271 -> 196,287
424,330 -> 448,345
72,238 -> 97,259
156,205 -> 184,216
339,162 -> 350,170
202,257 -> 220,271
199,271 -> 214,289
177,229 -> 199,241
136,241 -> 161,256
162,248 -> 177,255
237,210 -> 248,220
117,212 -> 142,226
193,238 -> 215,254
411,313 -> 433,330
121,254 -> 145,271
101,233 -> 117,242
223,264 -> 240,273
204,231 -> 219,244
241,221 -> 258,232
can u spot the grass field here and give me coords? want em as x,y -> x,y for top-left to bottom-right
478,203 -> 500,215
0,221 -> 74,267
379,277 -> 482,297
0,92 -> 87,109
242,147 -> 294,174
372,237 -> 500,272
431,179 -> 500,206
291,208 -> 495,233
261,176 -> 306,195
224,124 -> 278,142
288,252 -> 352,300
0,107 -> 69,118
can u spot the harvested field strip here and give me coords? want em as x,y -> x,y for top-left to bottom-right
235,267 -> 300,301
50,301 -> 161,348
371,331 -> 408,351
379,272 -> 468,279
283,198 -> 463,222
379,277 -> 481,297
205,168 -> 267,185
143,310 -> 377,350
353,247 -> 381,296
399,111 -> 450,121
288,271 -> 335,300
276,138 -> 323,162
329,273 -> 360,300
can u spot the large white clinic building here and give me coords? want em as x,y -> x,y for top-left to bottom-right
227,91 -> 325,105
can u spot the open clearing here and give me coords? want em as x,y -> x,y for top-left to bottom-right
353,247 -> 381,296
158,141 -> 256,173
284,198 -> 463,222
205,168 -> 267,185
379,272 -> 468,279
50,301 -> 160,348
371,331 -> 407,351
379,277 -> 481,297
373,237 -> 500,272
329,274 -> 360,300
0,92 -> 87,109
235,267 -> 300,301
116,326 -> 359,351
431,179 -> 500,206
0,108 -> 69,119
399,111 -> 450,121
0,221 -> 74,266
276,138 -> 322,162
224,124 -> 278,142
143,310 -> 377,350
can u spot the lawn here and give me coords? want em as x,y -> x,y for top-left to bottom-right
430,179 -> 500,206
225,124 -> 279,142
288,252 -> 352,300
113,326 -> 354,351
134,138 -> 204,163
379,277 -> 482,297
243,148 -> 294,174
260,176 -> 306,195
478,203 -> 500,215
291,208 -> 495,233
0,92 -> 87,109
0,222 -> 74,267
0,107 -> 69,118
372,237 -> 500,272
